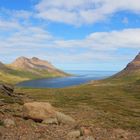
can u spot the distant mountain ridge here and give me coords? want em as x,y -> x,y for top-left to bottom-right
0,57 -> 68,84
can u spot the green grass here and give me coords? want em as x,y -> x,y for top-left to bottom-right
0,68 -> 67,84
15,82 -> 140,130
1,68 -> 140,131
101,70 -> 140,85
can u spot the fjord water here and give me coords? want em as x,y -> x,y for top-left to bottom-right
16,70 -> 117,88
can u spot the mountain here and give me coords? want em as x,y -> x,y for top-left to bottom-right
10,56 -> 67,76
115,52 -> 140,77
0,57 -> 68,84
104,52 -> 140,84
124,52 -> 140,71
11,57 -> 56,71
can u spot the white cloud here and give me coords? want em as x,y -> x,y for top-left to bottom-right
0,17 -> 140,64
35,0 -> 140,25
0,7 -> 139,64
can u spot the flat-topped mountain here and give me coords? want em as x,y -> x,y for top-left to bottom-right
0,57 -> 68,84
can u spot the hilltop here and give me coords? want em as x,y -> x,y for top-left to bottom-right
0,57 -> 68,84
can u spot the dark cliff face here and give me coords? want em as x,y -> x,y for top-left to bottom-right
124,53 -> 140,71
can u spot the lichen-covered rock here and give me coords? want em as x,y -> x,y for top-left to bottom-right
56,111 -> 76,125
79,136 -> 95,140
42,118 -> 58,125
3,119 -> 16,128
23,102 -> 56,121
67,130 -> 81,139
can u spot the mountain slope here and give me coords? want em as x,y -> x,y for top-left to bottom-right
0,57 -> 68,84
108,52 -> 140,84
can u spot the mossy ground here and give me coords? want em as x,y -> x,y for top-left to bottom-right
15,81 -> 140,131
0,68 -> 66,84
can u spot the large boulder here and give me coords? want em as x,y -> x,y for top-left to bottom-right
23,102 -> 56,121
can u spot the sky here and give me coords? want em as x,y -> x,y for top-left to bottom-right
0,0 -> 140,71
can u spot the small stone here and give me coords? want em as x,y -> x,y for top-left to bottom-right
42,118 -> 58,125
56,111 -> 76,125
3,118 -> 16,128
67,130 -> 81,139
83,136 -> 95,140
79,136 -> 95,140
80,127 -> 92,136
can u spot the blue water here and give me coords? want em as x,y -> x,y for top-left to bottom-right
16,70 -> 117,88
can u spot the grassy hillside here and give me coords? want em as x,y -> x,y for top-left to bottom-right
15,79 -> 140,131
0,67 -> 66,84
91,70 -> 140,86
0,57 -> 69,84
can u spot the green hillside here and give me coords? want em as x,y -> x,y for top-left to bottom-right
0,57 -> 69,84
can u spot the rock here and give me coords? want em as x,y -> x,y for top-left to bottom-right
42,118 -> 58,125
56,111 -> 76,125
67,130 -> 81,139
84,136 -> 95,140
0,84 -> 14,96
23,102 -> 56,121
79,136 -> 95,140
80,127 -> 92,136
3,119 -> 16,128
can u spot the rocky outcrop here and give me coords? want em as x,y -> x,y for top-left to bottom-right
0,84 -> 14,96
22,101 -> 95,140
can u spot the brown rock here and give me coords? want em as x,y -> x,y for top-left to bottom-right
23,102 -> 56,121
0,84 -> 14,96
56,111 -> 76,125
67,130 -> 81,139
3,119 -> 16,128
42,118 -> 58,125
80,127 -> 92,136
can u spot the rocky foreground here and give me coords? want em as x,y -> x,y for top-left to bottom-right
0,84 -> 95,140
0,84 -> 139,140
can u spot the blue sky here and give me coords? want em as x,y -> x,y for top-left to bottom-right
0,0 -> 140,71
